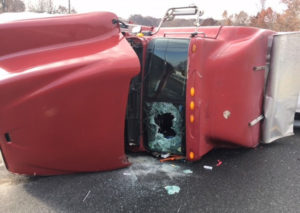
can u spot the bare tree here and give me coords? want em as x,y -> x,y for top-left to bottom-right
28,0 -> 55,13
234,11 -> 250,26
0,0 -> 25,13
55,5 -> 76,14
28,0 -> 76,14
222,10 -> 233,26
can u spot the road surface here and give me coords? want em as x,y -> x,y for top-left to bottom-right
1,128 -> 299,213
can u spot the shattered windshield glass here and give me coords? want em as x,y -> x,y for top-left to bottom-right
143,38 -> 190,154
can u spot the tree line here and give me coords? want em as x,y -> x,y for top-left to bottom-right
0,0 -> 76,14
0,0 -> 299,31
129,0 -> 300,32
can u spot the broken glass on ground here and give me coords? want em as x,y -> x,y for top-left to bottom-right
183,169 -> 193,174
145,102 -> 184,154
164,185 -> 180,195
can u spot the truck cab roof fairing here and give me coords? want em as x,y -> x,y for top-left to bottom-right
0,12 -> 140,175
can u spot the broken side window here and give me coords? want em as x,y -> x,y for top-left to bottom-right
145,102 -> 184,154
143,38 -> 190,154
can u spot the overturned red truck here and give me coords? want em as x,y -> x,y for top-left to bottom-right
0,6 -> 299,175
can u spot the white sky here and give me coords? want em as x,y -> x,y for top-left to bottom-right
25,0 -> 286,19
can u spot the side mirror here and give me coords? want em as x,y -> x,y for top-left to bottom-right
172,7 -> 197,16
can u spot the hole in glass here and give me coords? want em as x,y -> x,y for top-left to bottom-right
154,113 -> 176,138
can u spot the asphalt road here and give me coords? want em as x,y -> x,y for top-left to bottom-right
1,128 -> 300,213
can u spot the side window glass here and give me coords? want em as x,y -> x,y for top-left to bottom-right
144,39 -> 189,102
158,40 -> 189,100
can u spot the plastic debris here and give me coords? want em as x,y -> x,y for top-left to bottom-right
161,153 -> 171,159
203,165 -> 213,170
216,160 -> 223,167
160,155 -> 185,162
151,152 -> 160,158
123,172 -> 132,176
145,102 -> 184,154
83,190 -> 91,202
164,185 -> 180,195
183,169 -> 193,174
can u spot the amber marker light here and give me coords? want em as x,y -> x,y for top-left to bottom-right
190,87 -> 195,97
192,44 -> 197,53
190,114 -> 195,123
189,152 -> 195,160
190,101 -> 195,110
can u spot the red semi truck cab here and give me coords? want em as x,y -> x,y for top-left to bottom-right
0,6 -> 299,175
126,27 -> 272,159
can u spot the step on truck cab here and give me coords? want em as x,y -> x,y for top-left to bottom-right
0,6 -> 299,175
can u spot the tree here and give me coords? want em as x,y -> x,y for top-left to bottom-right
282,0 -> 300,12
129,14 -> 160,26
220,0 -> 300,31
221,10 -> 249,26
28,0 -> 55,13
201,18 -> 220,26
275,0 -> 300,31
222,10 -> 233,26
28,0 -> 76,14
55,5 -> 76,14
0,0 -> 25,13
234,11 -> 250,26
250,7 -> 279,30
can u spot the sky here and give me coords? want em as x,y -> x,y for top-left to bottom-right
25,0 -> 286,19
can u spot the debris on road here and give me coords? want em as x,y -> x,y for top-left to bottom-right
160,155 -> 185,162
164,185 -> 180,195
216,160 -> 223,167
83,190 -> 91,202
203,165 -> 213,170
161,153 -> 171,159
123,172 -> 132,176
183,169 -> 193,174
